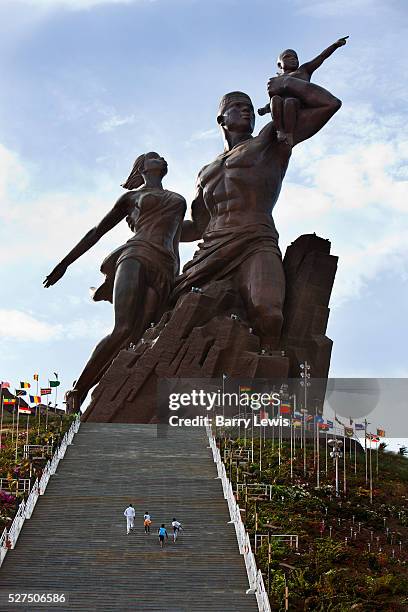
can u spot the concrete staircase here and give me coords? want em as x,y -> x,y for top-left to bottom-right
0,424 -> 258,611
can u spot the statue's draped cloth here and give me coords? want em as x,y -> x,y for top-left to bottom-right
93,190 -> 181,304
173,221 -> 281,300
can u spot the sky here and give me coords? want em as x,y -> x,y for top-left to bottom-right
0,0 -> 407,442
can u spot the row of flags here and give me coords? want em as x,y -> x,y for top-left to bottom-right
1,374 -> 60,415
258,408 -> 386,443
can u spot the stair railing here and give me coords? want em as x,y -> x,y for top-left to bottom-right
0,414 -> 81,567
206,425 -> 271,612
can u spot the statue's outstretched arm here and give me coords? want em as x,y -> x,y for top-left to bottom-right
181,183 -> 210,242
267,75 -> 341,146
43,193 -> 130,288
301,36 -> 348,76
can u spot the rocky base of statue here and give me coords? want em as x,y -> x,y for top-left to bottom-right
82,234 -> 337,423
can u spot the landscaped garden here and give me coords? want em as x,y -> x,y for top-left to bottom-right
0,411 -> 77,533
217,431 -> 408,611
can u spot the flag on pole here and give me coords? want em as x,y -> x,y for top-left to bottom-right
326,420 -> 334,429
3,398 -> 16,405
294,410 -> 303,418
280,403 -> 291,415
259,409 -> 269,420
15,389 -> 27,397
344,426 -> 354,438
54,372 -> 59,379
314,415 -> 324,423
306,415 -> 313,422
49,380 -> 60,388
355,423 -> 365,431
20,382 -> 31,388
41,388 -> 52,396
18,406 -> 31,414
0,382 -> 10,389
377,428 -> 385,437
33,374 -> 39,381
319,423 -> 329,430
366,433 -> 380,442
293,419 -> 302,428
29,395 -> 41,404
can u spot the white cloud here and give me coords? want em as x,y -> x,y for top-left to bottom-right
291,0 -> 396,17
9,0 -> 144,10
0,309 -> 63,341
97,113 -> 136,133
275,103 -> 408,305
0,309 -> 110,342
0,144 -> 28,201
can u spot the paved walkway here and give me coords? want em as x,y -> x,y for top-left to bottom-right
0,424 -> 258,611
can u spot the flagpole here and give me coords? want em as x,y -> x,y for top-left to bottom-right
303,411 -> 306,477
15,397 -> 21,462
369,436 -> 373,504
278,391 -> 281,467
343,429 -> 347,495
365,419 -> 368,485
26,407 -> 30,446
54,373 -> 58,410
325,431 -> 328,475
316,421 -> 320,488
37,396 -> 41,436
376,440 -> 379,478
11,404 -> 15,444
290,410 -> 293,480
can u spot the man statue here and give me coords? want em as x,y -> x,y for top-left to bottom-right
174,76 -> 342,352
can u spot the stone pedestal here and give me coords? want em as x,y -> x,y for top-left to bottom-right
83,234 -> 337,423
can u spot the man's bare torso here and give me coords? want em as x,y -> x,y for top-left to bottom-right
197,126 -> 291,232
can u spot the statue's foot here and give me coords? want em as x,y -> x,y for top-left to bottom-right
64,389 -> 80,414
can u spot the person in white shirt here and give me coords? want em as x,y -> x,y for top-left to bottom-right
124,504 -> 135,534
171,518 -> 182,542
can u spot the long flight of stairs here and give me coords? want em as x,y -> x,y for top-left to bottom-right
0,424 -> 258,611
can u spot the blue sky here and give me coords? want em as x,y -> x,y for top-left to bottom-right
0,0 -> 407,435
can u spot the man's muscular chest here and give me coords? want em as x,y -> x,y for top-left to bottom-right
199,140 -> 266,203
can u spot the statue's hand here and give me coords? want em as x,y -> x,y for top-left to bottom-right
267,76 -> 284,99
43,262 -> 67,288
336,36 -> 349,47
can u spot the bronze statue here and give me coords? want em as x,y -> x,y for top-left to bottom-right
258,36 -> 348,145
174,73 -> 343,352
43,152 -> 186,410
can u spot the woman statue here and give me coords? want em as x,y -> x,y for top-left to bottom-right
43,152 -> 186,411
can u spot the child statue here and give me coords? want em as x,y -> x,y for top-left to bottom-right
258,36 -> 348,145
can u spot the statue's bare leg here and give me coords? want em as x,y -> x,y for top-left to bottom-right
283,97 -> 299,147
68,259 -> 148,409
239,251 -> 285,352
271,95 -> 288,144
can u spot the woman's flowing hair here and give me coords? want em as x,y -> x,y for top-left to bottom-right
122,151 -> 166,190
121,153 -> 149,190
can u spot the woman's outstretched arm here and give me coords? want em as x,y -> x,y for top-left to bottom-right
43,193 -> 130,288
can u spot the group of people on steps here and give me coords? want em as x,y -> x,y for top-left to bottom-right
124,504 -> 182,548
